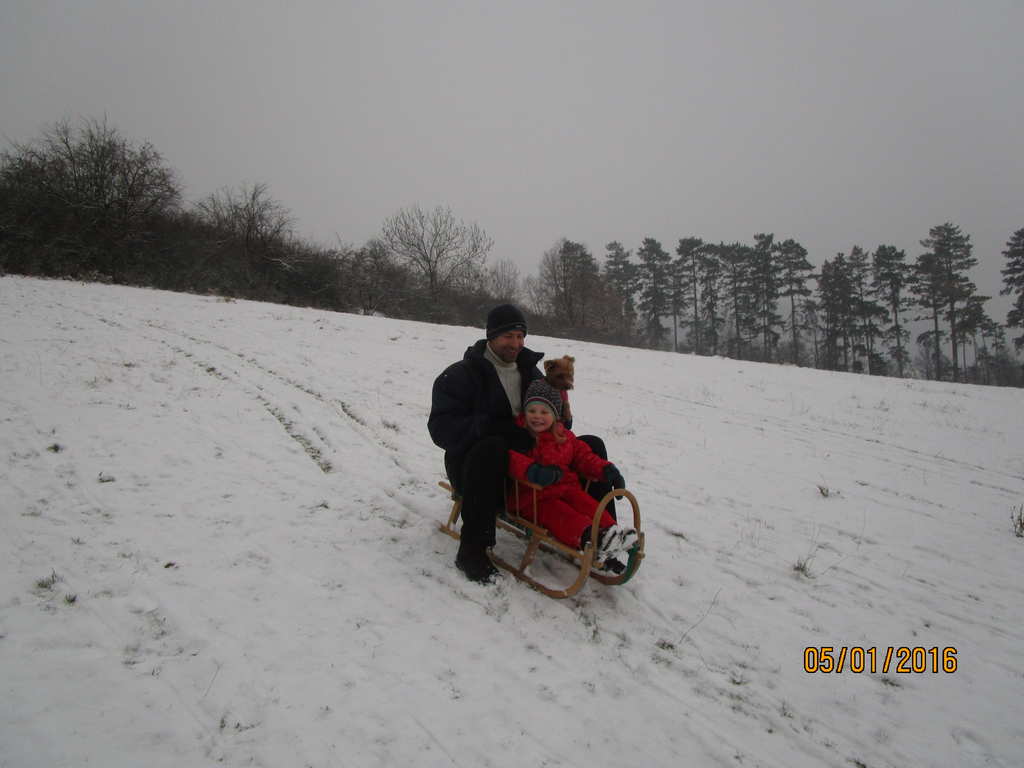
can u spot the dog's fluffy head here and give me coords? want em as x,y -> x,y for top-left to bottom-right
543,355 -> 575,390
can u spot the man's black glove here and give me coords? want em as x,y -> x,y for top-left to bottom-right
485,419 -> 534,453
526,464 -> 562,487
603,463 -> 625,490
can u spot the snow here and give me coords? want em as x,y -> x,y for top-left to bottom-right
1,275 -> 1022,768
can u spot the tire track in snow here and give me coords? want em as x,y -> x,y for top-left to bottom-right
129,311 -> 455,549
48,299 -> 456,589
50,301 -> 413,481
50,301 -> 335,474
140,319 -> 417,479
162,339 -> 336,473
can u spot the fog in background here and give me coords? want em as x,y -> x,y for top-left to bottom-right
2,0 -> 1021,318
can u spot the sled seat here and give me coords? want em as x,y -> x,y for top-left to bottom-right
438,477 -> 644,599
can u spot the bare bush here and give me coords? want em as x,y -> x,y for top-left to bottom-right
194,183 -> 294,291
0,117 -> 181,278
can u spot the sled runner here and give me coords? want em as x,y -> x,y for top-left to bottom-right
438,478 -> 644,599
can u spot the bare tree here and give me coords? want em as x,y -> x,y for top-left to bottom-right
196,183 -> 292,253
343,238 -> 412,315
195,182 -> 293,288
380,204 -> 493,301
485,258 -> 522,304
522,274 -> 548,318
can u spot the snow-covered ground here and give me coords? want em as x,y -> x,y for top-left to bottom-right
2,276 -> 1022,768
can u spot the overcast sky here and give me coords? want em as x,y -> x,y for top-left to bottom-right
3,1 -> 1022,319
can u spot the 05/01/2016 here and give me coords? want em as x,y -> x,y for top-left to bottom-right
803,646 -> 958,674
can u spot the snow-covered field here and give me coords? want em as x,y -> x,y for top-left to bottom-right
2,275 -> 1022,768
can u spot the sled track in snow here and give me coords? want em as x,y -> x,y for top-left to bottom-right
140,320 -> 418,477
49,302 -> 415,478
162,340 -> 337,474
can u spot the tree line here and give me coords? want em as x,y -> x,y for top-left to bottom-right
0,118 -> 498,324
2,118 -> 1022,386
532,228 -> 1022,386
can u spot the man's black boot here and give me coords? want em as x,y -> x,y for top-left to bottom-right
455,536 -> 498,583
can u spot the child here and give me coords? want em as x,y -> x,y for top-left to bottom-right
507,379 -> 637,568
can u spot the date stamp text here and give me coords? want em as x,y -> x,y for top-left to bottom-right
803,646 -> 957,674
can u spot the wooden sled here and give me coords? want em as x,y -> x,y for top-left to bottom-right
438,478 -> 645,599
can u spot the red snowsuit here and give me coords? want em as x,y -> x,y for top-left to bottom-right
506,414 -> 615,549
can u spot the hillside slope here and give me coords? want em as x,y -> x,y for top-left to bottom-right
2,276 -> 1022,768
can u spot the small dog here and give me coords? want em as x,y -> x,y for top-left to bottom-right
543,355 -> 575,425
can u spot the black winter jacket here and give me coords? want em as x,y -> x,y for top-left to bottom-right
428,339 -> 544,470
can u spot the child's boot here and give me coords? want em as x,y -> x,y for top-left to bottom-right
596,525 -> 624,562
618,526 -> 639,555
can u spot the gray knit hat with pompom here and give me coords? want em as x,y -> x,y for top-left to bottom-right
523,379 -> 563,420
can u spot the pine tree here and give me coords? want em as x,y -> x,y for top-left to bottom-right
676,237 -> 705,354
751,233 -> 784,361
912,223 -> 977,382
914,331 -> 951,380
954,296 -> 991,382
975,315 -> 1002,385
1000,227 -> 1024,350
817,255 -> 855,370
977,320 -> 1018,386
800,297 -> 822,368
871,245 -> 911,378
604,241 -> 638,305
636,237 -> 672,348
667,256 -> 687,352
563,239 -> 600,327
910,245 -> 947,380
601,243 -> 638,344
847,246 -> 888,374
776,238 -> 813,365
719,242 -> 757,359
699,244 -> 725,356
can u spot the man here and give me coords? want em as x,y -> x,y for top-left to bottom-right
428,304 -> 617,582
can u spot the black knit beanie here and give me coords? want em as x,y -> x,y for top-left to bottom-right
486,304 -> 527,340
523,379 -> 563,420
